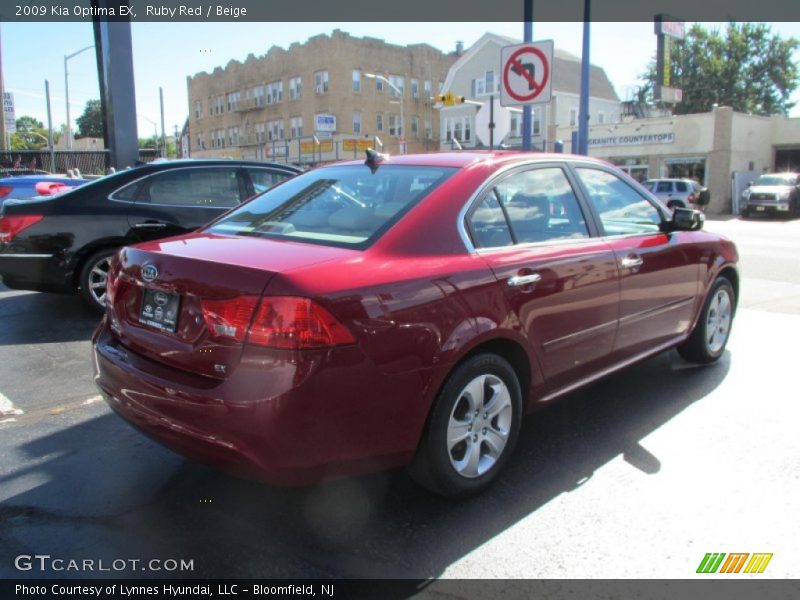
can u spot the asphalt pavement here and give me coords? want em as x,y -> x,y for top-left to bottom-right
1,215 -> 798,581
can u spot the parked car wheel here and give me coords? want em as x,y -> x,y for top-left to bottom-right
410,354 -> 523,497
677,277 -> 735,364
79,248 -> 118,313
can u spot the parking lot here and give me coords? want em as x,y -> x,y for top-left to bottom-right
1,215 -> 799,580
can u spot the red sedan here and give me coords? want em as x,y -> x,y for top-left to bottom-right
93,152 -> 738,497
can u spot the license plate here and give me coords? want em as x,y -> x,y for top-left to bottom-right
756,206 -> 766,211
139,288 -> 180,333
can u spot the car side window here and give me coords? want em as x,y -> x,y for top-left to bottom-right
467,192 -> 513,249
247,168 -> 292,195
140,168 -> 243,207
656,181 -> 672,193
575,168 -> 662,236
676,181 -> 688,192
495,168 -> 589,243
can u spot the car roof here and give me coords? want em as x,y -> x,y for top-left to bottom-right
130,159 -> 301,173
331,150 -> 611,170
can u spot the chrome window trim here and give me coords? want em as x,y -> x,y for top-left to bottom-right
457,157 -> 601,254
0,253 -> 54,258
107,164 -> 296,209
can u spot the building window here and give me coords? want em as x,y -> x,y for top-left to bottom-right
352,70 -> 361,93
255,123 -> 266,143
214,95 -> 224,115
290,116 -> 303,139
213,129 -> 224,148
454,120 -> 462,141
510,114 -> 519,136
314,70 -> 329,94
424,118 -> 432,139
228,126 -> 240,146
289,77 -> 302,100
196,133 -> 205,150
353,111 -> 361,134
267,119 -> 284,141
411,78 -> 419,99
389,114 -> 402,137
376,113 -> 384,132
193,100 -> 201,119
226,91 -> 240,112
533,108 -> 541,136
253,85 -> 265,107
266,81 -> 283,104
375,76 -> 384,92
388,75 -> 404,97
471,71 -> 498,97
569,108 -> 578,127
464,118 -> 471,142
598,111 -> 605,124
424,80 -> 432,100
411,117 -> 419,137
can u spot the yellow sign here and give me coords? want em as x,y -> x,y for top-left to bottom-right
342,139 -> 374,152
300,140 -> 333,154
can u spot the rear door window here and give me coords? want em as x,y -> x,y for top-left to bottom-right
246,168 -> 293,195
656,181 -> 672,193
138,168 -> 244,207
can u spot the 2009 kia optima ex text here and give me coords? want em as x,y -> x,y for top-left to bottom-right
93,151 -> 739,497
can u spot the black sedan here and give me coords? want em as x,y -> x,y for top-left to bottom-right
0,159 -> 299,311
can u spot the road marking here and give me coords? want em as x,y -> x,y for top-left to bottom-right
0,392 -> 24,416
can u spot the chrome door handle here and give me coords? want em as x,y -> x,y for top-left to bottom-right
508,273 -> 542,287
620,256 -> 643,269
133,222 -> 168,229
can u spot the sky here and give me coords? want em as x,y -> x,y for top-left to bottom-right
2,21 -> 799,139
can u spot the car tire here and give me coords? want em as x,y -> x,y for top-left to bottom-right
409,353 -> 523,498
677,277 -> 735,364
740,209 -> 749,219
78,248 -> 118,313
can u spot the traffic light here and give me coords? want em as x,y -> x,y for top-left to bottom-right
435,92 -> 466,106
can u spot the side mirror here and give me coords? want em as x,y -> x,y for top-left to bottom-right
668,207 -> 704,231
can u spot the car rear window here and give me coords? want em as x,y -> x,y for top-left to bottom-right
205,164 -> 457,248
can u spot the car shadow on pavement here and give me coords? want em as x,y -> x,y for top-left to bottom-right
0,286 -> 100,345
0,349 -> 730,585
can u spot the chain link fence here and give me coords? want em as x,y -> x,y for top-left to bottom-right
0,150 -> 161,177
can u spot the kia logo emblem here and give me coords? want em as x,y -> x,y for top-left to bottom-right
154,292 -> 169,306
141,265 -> 158,282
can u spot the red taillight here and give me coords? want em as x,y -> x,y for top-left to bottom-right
0,214 -> 44,243
0,186 -> 13,198
201,295 -> 259,343
249,297 -> 355,349
688,193 -> 696,203
199,295 -> 354,349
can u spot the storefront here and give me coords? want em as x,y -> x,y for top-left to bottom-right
557,107 -> 800,214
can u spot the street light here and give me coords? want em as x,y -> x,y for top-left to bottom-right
137,114 -> 159,153
364,73 -> 405,154
64,45 -> 94,150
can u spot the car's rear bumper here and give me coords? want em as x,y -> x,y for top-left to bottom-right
92,319 -> 442,485
0,252 -> 72,292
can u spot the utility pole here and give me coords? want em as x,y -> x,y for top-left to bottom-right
45,80 -> 56,172
0,25 -> 7,150
159,87 -> 166,158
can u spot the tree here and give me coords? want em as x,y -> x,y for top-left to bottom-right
638,23 -> 799,116
75,99 -> 104,138
10,116 -> 51,150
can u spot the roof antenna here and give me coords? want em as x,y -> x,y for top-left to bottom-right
365,148 -> 388,174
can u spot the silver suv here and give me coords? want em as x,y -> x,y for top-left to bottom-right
644,178 -> 709,209
740,173 -> 800,218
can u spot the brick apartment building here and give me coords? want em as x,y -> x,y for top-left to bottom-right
186,30 -> 458,163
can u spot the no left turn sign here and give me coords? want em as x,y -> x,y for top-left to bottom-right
500,40 -> 554,107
